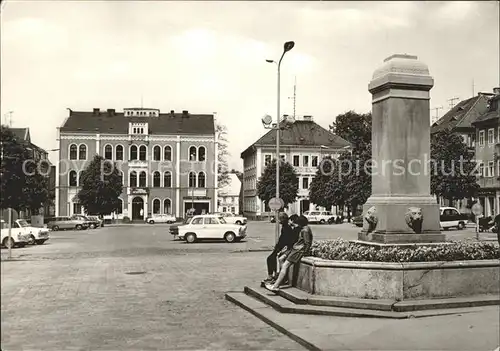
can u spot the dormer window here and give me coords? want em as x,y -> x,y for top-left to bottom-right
129,122 -> 148,135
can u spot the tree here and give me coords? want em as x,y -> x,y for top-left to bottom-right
0,126 -> 29,211
430,129 -> 479,204
22,167 -> 50,215
77,155 -> 123,215
216,123 -> 230,188
257,159 -> 299,209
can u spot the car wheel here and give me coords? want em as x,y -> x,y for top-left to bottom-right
457,222 -> 465,230
36,239 -> 46,245
148,220 -> 154,224
2,237 -> 15,249
328,218 -> 335,225
224,231 -> 236,243
27,235 -> 36,245
167,221 -> 173,224
52,225 -> 59,231
320,219 -> 326,224
90,224 -> 96,229
235,221 -> 242,225
185,233 -> 197,243
75,224 -> 83,230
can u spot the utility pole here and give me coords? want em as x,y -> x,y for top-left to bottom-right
430,106 -> 443,124
288,76 -> 297,119
472,79 -> 475,97
447,97 -> 459,109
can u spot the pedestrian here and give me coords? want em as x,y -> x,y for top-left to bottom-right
265,215 -> 313,292
494,212 -> 500,245
262,213 -> 299,285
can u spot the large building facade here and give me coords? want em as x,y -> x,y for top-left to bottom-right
56,108 -> 217,220
240,116 -> 350,219
217,173 -> 241,214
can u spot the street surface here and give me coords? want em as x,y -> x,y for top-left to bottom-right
1,221 -> 498,350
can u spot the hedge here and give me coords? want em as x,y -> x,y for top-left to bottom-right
310,239 -> 500,262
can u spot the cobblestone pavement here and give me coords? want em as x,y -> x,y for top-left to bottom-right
1,224 -> 305,350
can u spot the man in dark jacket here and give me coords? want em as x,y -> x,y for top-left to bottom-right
263,213 -> 299,283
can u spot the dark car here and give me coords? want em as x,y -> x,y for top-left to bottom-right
352,215 -> 363,227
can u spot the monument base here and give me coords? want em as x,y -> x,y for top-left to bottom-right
358,230 -> 446,243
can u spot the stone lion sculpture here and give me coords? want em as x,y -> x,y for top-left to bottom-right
364,206 -> 378,233
405,207 -> 423,233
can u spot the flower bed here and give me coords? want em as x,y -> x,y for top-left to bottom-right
310,239 -> 499,262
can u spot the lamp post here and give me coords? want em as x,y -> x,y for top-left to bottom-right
264,41 -> 295,244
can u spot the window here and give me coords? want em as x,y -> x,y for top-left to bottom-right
78,172 -> 84,186
265,155 -> 272,166
497,161 -> 500,178
139,145 -> 147,161
104,145 -> 113,160
303,156 -> 309,167
198,172 -> 206,188
191,217 -> 203,225
189,172 -> 196,187
130,171 -> 137,187
479,162 -> 484,177
69,144 -> 78,160
488,161 -> 494,177
153,171 -> 161,187
115,145 -> 124,161
164,146 -> 172,161
73,203 -> 82,215
163,199 -> 171,214
69,171 -> 77,186
223,207 -> 227,212
498,127 -> 500,143
164,172 -> 172,187
189,146 -> 197,161
488,129 -> 495,145
312,156 -> 318,167
479,130 -> 485,147
153,146 -> 161,161
198,146 -> 206,161
118,171 -> 124,187
302,177 -> 309,189
79,144 -> 87,160
293,155 -> 300,167
152,199 -> 161,214
280,154 -> 286,162
231,207 -> 235,213
139,171 -> 147,187
130,145 -> 138,160
116,199 -> 123,214
204,217 -> 219,225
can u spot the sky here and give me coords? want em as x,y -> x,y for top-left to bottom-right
1,1 -> 499,170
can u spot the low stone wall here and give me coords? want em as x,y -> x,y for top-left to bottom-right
293,257 -> 500,300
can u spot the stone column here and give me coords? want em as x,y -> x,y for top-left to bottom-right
359,54 -> 445,244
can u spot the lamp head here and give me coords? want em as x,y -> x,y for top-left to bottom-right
261,114 -> 273,126
283,41 -> 295,53
266,59 -> 275,63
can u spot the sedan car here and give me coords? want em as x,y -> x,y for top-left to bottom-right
16,219 -> 50,245
87,216 -> 104,228
176,215 -> 247,243
146,214 -> 177,224
1,220 -> 30,248
212,212 -> 247,225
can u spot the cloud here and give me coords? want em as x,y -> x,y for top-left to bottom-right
432,1 -> 477,23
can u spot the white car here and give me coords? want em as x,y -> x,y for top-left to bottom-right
439,207 -> 468,230
1,220 -> 30,249
177,215 -> 247,243
213,212 -> 247,225
303,211 -> 338,224
146,214 -> 177,224
16,219 -> 50,245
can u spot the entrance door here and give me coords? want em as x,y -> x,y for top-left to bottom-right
132,197 -> 144,220
300,200 -> 310,214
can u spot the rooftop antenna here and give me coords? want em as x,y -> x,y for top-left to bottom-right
288,76 -> 297,119
4,111 -> 13,127
430,106 -> 443,124
447,97 -> 459,109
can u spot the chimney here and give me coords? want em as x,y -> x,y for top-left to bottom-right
494,87 -> 500,95
182,110 -> 189,117
303,115 -> 313,121
93,108 -> 100,115
107,108 -> 115,116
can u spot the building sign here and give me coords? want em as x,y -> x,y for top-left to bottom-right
130,188 -> 149,195
183,196 -> 211,200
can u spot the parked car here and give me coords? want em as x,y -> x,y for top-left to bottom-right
352,215 -> 363,227
439,207 -> 468,230
46,216 -> 90,231
71,215 -> 99,229
175,214 -> 247,243
212,212 -> 247,225
303,211 -> 338,224
1,220 -> 30,248
15,219 -> 50,245
146,214 -> 176,224
87,216 -> 104,228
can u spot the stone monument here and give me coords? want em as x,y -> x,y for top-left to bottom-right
358,54 -> 445,244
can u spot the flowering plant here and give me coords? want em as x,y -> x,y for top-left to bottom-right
310,239 -> 499,262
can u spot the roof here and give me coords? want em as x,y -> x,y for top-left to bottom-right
218,173 -> 241,196
240,120 -> 351,158
10,128 -> 30,141
431,94 -> 492,133
472,95 -> 500,125
59,109 -> 215,135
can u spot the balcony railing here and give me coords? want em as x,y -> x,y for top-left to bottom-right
477,177 -> 500,189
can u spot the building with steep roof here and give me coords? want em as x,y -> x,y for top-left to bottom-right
471,88 -> 500,217
56,108 -> 217,220
240,116 -> 351,218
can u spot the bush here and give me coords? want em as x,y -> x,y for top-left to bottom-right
122,216 -> 131,223
310,239 -> 499,262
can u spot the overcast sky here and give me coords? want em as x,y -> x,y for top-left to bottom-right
1,1 -> 499,170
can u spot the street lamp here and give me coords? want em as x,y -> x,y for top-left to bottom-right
264,41 -> 295,244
